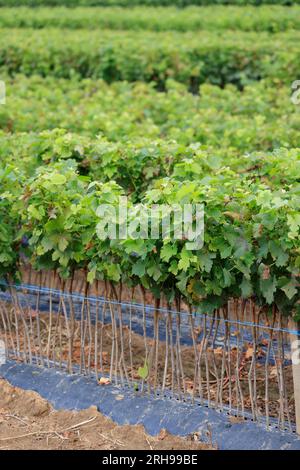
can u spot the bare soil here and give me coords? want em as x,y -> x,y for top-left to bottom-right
0,379 -> 213,450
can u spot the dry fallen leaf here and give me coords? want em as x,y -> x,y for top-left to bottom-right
193,327 -> 202,336
214,346 -> 223,355
98,377 -> 111,386
229,415 -> 245,424
245,347 -> 254,359
23,308 -> 38,319
231,331 -> 240,337
115,394 -> 124,401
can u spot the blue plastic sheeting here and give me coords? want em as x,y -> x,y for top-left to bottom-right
1,360 -> 300,450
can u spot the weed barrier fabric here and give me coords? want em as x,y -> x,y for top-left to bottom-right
1,360 -> 300,450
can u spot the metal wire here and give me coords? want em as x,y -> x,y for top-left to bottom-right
0,282 -> 299,336
0,280 -> 297,431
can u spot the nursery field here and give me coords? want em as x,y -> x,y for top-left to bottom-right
0,2 -> 300,441
0,2 -> 299,317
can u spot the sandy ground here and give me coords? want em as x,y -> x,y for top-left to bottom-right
0,379 -> 213,450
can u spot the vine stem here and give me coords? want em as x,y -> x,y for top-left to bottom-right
35,272 -> 44,366
223,304 -> 232,413
168,308 -> 175,396
162,312 -> 169,393
235,300 -> 245,417
128,286 -> 135,382
68,270 -> 75,373
86,285 -> 93,376
112,282 -> 130,385
94,279 -> 99,381
188,304 -> 198,404
0,303 -> 9,360
175,297 -> 186,398
1,297 -> 16,357
60,278 -> 72,374
278,310 -> 291,430
46,270 -> 55,368
79,278 -> 89,374
154,298 -> 160,394
139,285 -> 148,393
210,309 -> 221,409
264,308 -> 275,430
99,282 -> 108,376
108,283 -> 117,383
171,303 -> 181,399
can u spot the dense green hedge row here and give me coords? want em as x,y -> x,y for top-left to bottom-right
0,1 -> 299,7
1,77 -> 299,152
0,6 -> 300,32
1,128 -> 299,198
2,146 -> 300,316
0,29 -> 298,87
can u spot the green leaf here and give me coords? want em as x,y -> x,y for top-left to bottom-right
222,268 -> 232,287
132,260 -> 146,277
287,213 -> 300,239
123,239 -> 147,256
49,174 -> 67,185
138,361 -> 149,381
52,250 -> 60,261
0,253 -> 10,263
280,279 -> 297,300
41,237 -> 54,252
260,277 -> 277,304
240,277 -> 253,298
198,253 -> 214,272
219,244 -> 232,259
268,241 -> 289,267
87,269 -> 96,284
161,243 -> 177,262
147,263 -> 162,282
168,260 -> 179,275
178,249 -> 191,272
58,236 -> 68,252
28,205 -> 44,221
106,264 -> 121,282
176,272 -> 188,293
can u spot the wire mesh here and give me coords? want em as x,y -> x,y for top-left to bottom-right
0,276 -> 297,433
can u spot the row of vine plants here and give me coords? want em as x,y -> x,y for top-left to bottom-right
0,0 -> 298,7
1,140 -> 300,319
0,5 -> 300,32
0,29 -> 298,87
1,78 -> 299,153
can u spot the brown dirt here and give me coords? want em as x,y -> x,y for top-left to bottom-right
0,379 -> 213,451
